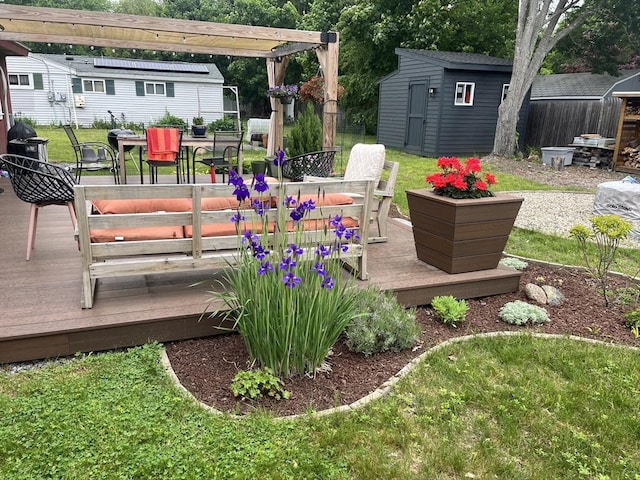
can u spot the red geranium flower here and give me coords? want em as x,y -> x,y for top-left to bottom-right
425,156 -> 497,199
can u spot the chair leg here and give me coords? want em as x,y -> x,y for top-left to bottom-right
26,203 -> 39,261
67,201 -> 77,231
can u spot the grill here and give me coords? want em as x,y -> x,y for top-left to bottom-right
107,129 -> 135,153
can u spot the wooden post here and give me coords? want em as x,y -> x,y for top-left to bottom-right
316,33 -> 339,150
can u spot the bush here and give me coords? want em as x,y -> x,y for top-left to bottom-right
231,368 -> 290,401
153,112 -> 186,128
431,295 -> 468,327
208,117 -> 237,131
499,300 -> 550,325
623,308 -> 640,329
288,107 -> 322,157
345,286 -> 420,355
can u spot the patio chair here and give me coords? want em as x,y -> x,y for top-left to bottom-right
275,149 -> 337,181
63,124 -> 119,184
305,144 -> 398,242
144,128 -> 184,184
193,130 -> 244,183
0,154 -> 77,260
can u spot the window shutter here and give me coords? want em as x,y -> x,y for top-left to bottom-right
135,81 -> 145,96
166,82 -> 175,98
72,77 -> 82,93
33,73 -> 44,90
105,79 -> 115,95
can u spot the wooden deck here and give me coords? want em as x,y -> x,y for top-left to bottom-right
0,175 -> 521,363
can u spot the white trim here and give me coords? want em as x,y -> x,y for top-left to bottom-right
454,82 -> 475,106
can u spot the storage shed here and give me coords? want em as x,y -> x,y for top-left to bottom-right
377,49 -> 529,157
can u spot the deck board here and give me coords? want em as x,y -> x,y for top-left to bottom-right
0,175 -> 521,363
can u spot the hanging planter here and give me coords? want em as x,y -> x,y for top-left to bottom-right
267,84 -> 298,104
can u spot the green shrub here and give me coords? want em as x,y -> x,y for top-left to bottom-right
13,116 -> 37,128
208,117 -> 237,131
499,257 -> 529,270
288,107 -> 322,157
231,368 -> 290,401
570,215 -> 632,307
623,308 -> 640,329
431,295 -> 468,327
153,112 -> 187,128
345,286 -> 419,355
499,300 -> 550,325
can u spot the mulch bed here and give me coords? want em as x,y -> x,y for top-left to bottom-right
165,261 -> 639,416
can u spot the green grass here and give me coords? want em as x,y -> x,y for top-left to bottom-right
2,338 -> 640,478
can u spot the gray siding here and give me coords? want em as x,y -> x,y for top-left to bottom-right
378,50 -> 529,158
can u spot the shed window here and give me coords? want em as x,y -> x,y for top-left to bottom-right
145,82 -> 166,96
9,74 -> 31,88
454,82 -> 475,106
83,79 -> 105,93
501,84 -> 509,102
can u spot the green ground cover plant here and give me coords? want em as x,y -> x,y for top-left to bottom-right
430,295 -> 468,327
2,337 -> 640,478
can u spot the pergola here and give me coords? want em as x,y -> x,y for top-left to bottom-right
0,4 -> 339,155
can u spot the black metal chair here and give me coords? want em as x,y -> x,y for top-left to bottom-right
193,130 -> 244,183
143,127 -> 184,184
274,150 -> 337,181
63,124 -> 119,184
0,154 -> 76,260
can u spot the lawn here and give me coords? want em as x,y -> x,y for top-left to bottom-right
2,126 -> 639,478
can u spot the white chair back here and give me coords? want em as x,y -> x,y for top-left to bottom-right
343,143 -> 386,182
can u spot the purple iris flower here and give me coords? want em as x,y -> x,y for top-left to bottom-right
279,256 -> 297,271
282,272 -> 301,288
230,213 -> 245,224
320,275 -> 335,290
315,244 -> 331,258
254,174 -> 269,193
273,148 -> 287,167
286,243 -> 303,256
311,262 -> 327,276
284,195 -> 296,207
258,261 -> 274,275
233,183 -> 250,202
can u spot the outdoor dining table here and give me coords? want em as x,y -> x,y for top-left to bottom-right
116,133 -> 243,184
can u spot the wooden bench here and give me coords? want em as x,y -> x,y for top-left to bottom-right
74,180 -> 374,308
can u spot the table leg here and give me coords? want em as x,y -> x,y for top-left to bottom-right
118,143 -> 127,184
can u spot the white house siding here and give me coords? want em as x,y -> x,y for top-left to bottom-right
7,54 -> 226,128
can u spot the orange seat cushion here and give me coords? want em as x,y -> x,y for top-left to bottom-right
90,226 -> 185,243
93,198 -> 192,214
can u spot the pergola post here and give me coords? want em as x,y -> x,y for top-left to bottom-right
316,32 -> 339,151
266,56 -> 289,157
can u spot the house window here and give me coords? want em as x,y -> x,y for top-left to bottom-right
9,74 -> 31,88
83,79 -> 105,93
501,84 -> 509,102
145,82 -> 166,95
454,82 -> 475,106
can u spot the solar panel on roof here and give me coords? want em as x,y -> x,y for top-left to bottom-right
94,57 -> 209,74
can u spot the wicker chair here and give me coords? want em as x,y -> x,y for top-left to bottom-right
0,154 -> 77,260
274,150 -> 337,181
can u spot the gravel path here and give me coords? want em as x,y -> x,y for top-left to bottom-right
509,190 -> 639,249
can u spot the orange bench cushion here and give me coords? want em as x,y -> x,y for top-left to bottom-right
90,226 -> 185,243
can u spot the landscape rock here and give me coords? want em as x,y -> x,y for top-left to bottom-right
542,285 -> 566,306
525,283 -> 547,304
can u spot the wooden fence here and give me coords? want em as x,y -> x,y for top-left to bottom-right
523,97 -> 621,149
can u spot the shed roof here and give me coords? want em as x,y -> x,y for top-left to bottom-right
396,48 -> 513,72
30,54 -> 224,82
531,70 -> 640,100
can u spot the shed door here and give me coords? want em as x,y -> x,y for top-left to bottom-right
405,81 -> 428,154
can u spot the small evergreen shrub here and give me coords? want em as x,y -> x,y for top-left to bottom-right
499,300 -> 550,325
345,286 -> 420,355
288,107 -> 322,157
499,257 -> 529,270
431,295 -> 468,327
231,368 -> 290,401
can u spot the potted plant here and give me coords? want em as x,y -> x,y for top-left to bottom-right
191,116 -> 207,137
267,84 -> 298,104
298,75 -> 345,104
406,157 -> 523,274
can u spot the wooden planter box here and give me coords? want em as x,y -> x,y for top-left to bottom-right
406,189 -> 523,274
